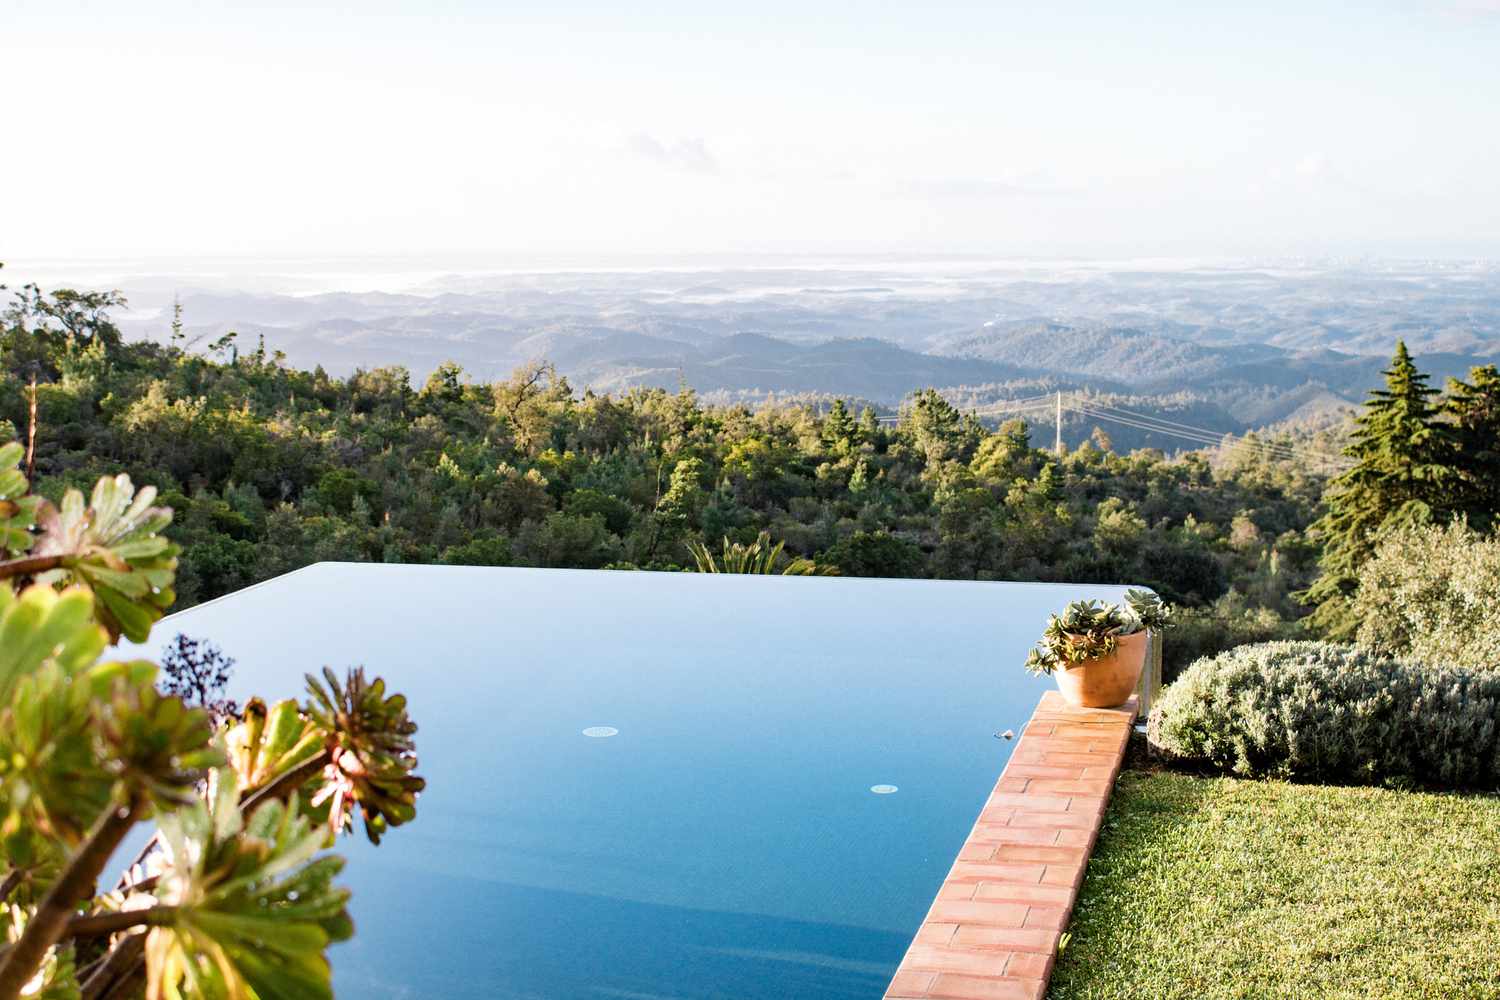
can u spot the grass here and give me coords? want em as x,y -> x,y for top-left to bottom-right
1047,767 -> 1500,1000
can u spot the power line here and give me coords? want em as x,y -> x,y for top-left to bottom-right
862,391 -> 1351,471
1068,403 -> 1341,464
1068,404 -> 1351,470
1070,406 -> 1294,454
1080,401 -> 1349,463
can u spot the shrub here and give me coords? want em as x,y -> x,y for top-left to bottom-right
1349,520 -> 1500,672
1148,641 -> 1500,788
819,529 -> 924,578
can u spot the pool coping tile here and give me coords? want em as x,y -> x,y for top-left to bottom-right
883,690 -> 1137,1000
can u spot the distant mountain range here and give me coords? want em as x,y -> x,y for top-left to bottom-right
932,319 -> 1492,402
86,259 -> 1500,447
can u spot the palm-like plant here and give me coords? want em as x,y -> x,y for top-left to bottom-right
686,531 -> 827,576
0,439 -> 425,1000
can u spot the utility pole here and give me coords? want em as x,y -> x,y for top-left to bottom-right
1054,391 -> 1063,456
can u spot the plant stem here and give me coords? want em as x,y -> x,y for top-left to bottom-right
241,749 -> 332,813
112,748 -> 332,895
113,874 -> 159,897
24,377 -> 37,482
65,907 -> 173,939
0,797 -> 144,1000
81,743 -> 335,998
79,932 -> 146,1000
0,554 -> 65,581
0,870 -> 23,903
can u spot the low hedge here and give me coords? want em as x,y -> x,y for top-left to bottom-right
1147,641 -> 1500,788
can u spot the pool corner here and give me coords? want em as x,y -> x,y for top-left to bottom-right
883,691 -> 1138,1000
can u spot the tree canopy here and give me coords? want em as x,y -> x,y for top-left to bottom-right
1303,342 -> 1498,637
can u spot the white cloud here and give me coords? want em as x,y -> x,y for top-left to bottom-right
625,134 -> 720,174
1444,0 -> 1500,15
898,172 -> 1079,200
1295,153 -> 1326,177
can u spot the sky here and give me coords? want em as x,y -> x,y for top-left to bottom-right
4,0 -> 1500,262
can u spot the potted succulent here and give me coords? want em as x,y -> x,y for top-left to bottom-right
1024,589 -> 1172,708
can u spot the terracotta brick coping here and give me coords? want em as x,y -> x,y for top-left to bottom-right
884,690 -> 1138,1000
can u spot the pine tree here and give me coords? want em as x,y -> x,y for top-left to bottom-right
1303,342 -> 1455,637
822,397 -> 856,451
857,406 -> 883,449
1444,364 -> 1500,528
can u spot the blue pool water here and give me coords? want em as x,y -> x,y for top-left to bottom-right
123,564 -> 1137,999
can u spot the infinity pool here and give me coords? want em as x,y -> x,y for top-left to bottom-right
125,564 -> 1137,998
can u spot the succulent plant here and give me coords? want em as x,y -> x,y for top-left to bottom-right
0,437 -> 424,1000
304,667 -> 424,845
1024,588 -> 1172,675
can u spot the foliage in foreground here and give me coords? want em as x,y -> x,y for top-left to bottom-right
1050,770 -> 1500,1000
1147,641 -> 1500,787
0,439 -> 423,1000
1350,519 -> 1500,672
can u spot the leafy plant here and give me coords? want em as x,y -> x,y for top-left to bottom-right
1024,589 -> 1171,675
0,439 -> 178,644
304,668 -> 424,844
0,438 -> 425,1000
686,531 -> 829,576
1147,640 -> 1500,787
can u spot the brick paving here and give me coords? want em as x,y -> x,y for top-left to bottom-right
884,690 -> 1138,1000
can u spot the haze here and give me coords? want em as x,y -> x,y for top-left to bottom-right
6,0 -> 1500,261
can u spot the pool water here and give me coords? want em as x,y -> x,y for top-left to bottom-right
123,564 -> 1137,999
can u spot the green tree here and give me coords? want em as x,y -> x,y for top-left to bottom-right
419,360 -> 466,408
821,399 -> 856,453
1444,364 -> 1500,528
856,406 -> 883,450
1303,343 -> 1455,637
516,511 -> 618,568
902,390 -> 970,466
820,530 -> 924,578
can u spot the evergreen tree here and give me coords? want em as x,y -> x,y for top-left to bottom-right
1302,342 -> 1454,637
821,397 -> 856,451
857,405 -> 883,449
1444,364 -> 1500,528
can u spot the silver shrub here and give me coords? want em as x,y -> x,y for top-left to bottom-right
1147,640 -> 1500,788
1351,520 -> 1500,672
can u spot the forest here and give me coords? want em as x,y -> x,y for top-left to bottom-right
3,280 -> 1497,676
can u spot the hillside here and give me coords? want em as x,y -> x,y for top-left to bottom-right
7,258 -> 1484,448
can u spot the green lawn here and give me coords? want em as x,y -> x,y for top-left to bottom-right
1048,768 -> 1500,1000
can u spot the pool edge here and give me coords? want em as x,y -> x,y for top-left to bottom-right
883,690 -> 1139,1000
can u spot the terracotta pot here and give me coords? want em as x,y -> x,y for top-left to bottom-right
1052,630 -> 1148,708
